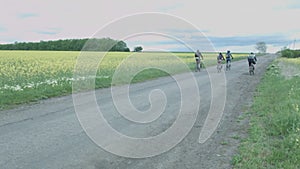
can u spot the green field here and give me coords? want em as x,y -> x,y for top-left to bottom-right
233,57 -> 300,169
0,50 -> 247,109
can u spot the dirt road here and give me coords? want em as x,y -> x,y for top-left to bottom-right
0,54 -> 275,169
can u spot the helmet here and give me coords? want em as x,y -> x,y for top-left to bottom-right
250,52 -> 254,54
227,50 -> 230,53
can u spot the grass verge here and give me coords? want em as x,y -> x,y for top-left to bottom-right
232,58 -> 300,169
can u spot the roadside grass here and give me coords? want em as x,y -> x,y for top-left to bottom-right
0,50 -> 247,109
233,58 -> 300,169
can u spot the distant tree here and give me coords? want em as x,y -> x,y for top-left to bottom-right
111,40 -> 129,51
123,47 -> 130,52
255,42 -> 267,53
0,38 -> 130,52
134,46 -> 143,52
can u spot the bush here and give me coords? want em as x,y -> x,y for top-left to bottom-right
134,46 -> 143,52
281,49 -> 300,58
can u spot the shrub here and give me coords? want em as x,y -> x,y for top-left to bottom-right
281,49 -> 300,58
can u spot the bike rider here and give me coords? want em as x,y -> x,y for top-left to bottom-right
217,52 -> 225,63
225,50 -> 233,64
247,52 -> 257,68
195,50 -> 204,72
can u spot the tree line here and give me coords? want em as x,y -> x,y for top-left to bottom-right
0,38 -> 130,52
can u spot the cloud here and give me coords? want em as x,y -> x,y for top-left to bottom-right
287,4 -> 300,9
162,28 -> 290,49
125,32 -> 214,52
35,31 -> 58,35
284,0 -> 300,9
0,25 -> 6,32
33,28 -> 62,35
34,28 -> 61,35
125,32 -> 291,52
150,29 -> 290,50
208,35 -> 290,48
158,3 -> 184,12
0,37 -> 19,44
18,13 -> 39,19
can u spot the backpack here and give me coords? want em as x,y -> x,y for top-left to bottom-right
248,55 -> 254,60
226,53 -> 231,58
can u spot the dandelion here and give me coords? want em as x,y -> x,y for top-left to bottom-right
292,103 -> 299,112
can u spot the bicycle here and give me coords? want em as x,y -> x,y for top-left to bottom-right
226,60 -> 231,71
217,60 -> 223,73
195,60 -> 201,72
249,63 -> 255,75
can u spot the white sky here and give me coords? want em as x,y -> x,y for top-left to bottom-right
1,0 -> 300,52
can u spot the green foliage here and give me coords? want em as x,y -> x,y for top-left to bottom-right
233,59 -> 300,169
83,38 -> 129,51
281,49 -> 300,58
133,46 -> 143,52
0,38 -> 130,52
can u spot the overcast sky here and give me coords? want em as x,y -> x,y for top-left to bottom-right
1,0 -> 300,52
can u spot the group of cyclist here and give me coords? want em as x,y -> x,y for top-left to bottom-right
194,50 -> 257,72
217,50 -> 233,65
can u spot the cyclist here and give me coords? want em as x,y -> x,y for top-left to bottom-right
248,52 -> 257,68
225,50 -> 233,64
195,50 -> 204,72
216,52 -> 225,72
217,52 -> 225,63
